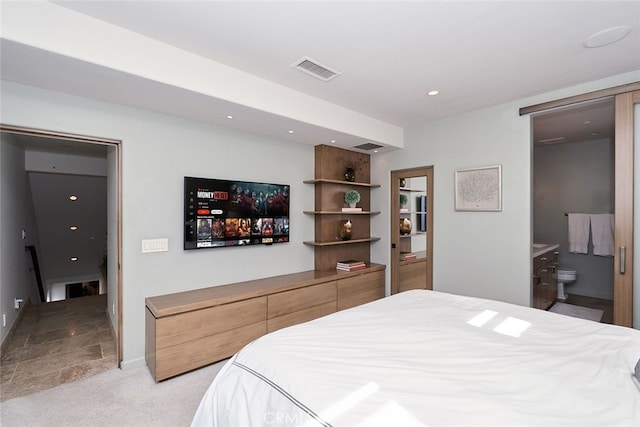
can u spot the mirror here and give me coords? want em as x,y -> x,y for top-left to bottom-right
390,166 -> 433,294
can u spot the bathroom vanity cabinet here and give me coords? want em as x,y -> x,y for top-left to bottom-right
533,248 -> 558,310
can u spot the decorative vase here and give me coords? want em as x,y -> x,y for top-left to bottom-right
339,219 -> 353,240
349,202 -> 357,208
344,167 -> 356,182
400,178 -> 406,188
400,218 -> 412,235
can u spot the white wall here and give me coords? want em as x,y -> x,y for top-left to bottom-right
373,70 -> 640,309
107,145 -> 118,333
0,81 -> 316,368
373,102 -> 531,305
2,70 -> 639,364
0,134 -> 41,345
25,150 -> 107,176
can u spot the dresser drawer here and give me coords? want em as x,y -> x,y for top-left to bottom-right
155,322 -> 266,380
534,251 -> 558,271
267,281 -> 337,319
156,297 -> 266,350
337,270 -> 385,310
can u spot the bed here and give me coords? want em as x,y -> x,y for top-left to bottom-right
192,290 -> 640,426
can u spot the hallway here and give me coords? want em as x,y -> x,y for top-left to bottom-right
0,294 -> 116,402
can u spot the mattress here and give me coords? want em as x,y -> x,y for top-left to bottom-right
192,290 -> 640,426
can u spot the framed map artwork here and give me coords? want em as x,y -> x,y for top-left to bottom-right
454,165 -> 502,212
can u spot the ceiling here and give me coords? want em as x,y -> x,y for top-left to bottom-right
2,1 -> 639,151
1,1 -> 637,292
28,171 -> 107,290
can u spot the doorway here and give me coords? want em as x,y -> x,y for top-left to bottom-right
390,166 -> 433,294
532,98 -> 615,307
0,124 -> 122,364
524,84 -> 638,327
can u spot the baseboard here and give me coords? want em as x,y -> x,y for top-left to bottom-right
120,356 -> 147,371
571,290 -> 613,301
0,297 -> 32,356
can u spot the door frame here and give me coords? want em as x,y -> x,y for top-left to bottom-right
390,166 -> 434,295
0,124 -> 124,363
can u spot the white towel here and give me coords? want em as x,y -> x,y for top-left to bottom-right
590,214 -> 614,257
568,213 -> 590,254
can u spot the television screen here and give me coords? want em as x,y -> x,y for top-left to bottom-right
184,177 -> 289,249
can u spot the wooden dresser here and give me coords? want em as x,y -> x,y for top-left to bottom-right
145,264 -> 385,381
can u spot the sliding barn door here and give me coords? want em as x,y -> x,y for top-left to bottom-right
614,91 -> 639,327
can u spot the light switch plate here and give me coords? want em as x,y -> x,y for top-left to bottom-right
142,238 -> 169,253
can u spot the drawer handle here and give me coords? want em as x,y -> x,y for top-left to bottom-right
540,257 -> 548,261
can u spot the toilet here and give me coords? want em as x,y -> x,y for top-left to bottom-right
555,269 -> 577,300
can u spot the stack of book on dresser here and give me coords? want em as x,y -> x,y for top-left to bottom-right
400,252 -> 417,261
336,259 -> 366,272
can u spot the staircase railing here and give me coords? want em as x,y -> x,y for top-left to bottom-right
25,245 -> 45,303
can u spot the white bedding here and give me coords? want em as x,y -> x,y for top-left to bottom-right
192,290 -> 640,426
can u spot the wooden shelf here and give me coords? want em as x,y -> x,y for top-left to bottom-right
400,232 -> 426,238
306,145 -> 383,271
399,187 -> 426,192
304,179 -> 380,188
304,210 -> 381,215
303,237 -> 381,247
400,251 -> 427,265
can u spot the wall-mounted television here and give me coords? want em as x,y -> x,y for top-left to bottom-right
184,176 -> 289,250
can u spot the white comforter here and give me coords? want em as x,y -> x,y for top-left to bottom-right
192,290 -> 640,426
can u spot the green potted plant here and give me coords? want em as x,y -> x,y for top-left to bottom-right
399,193 -> 408,207
345,190 -> 361,208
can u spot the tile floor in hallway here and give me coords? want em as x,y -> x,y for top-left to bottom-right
0,294 -> 116,402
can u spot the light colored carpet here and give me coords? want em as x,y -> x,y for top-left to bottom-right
0,360 -> 225,427
549,302 -> 604,322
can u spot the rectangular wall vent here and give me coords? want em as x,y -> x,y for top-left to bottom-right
353,142 -> 383,151
292,57 -> 341,81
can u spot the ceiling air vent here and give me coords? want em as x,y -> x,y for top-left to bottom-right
292,57 -> 341,81
353,142 -> 383,151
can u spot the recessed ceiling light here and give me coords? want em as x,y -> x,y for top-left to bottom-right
69,226 -> 78,231
331,140 -> 336,143
226,115 -> 233,119
583,26 -> 631,48
70,257 -> 78,262
427,90 -> 439,96
539,136 -> 566,145
69,195 -> 78,201
288,130 -> 294,134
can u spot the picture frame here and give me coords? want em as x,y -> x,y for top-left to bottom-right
454,165 -> 502,212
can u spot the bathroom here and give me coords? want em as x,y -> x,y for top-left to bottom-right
532,98 -> 615,306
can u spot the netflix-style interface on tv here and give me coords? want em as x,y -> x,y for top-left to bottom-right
184,177 -> 290,249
